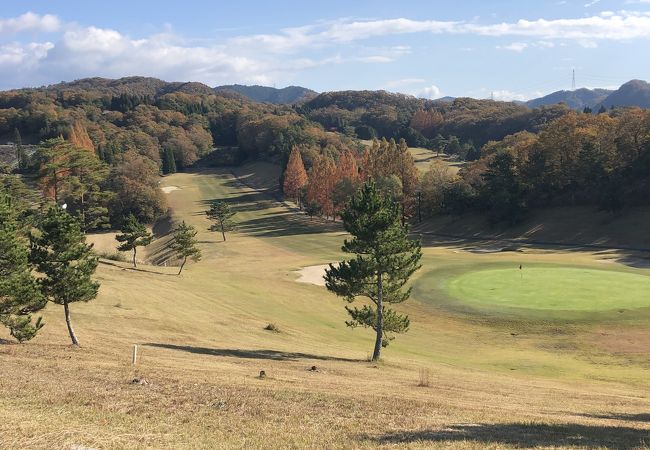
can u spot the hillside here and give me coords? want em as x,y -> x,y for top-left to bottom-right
45,76 -> 217,97
602,79 -> 650,108
526,79 -> 650,110
214,84 -> 317,104
526,88 -> 613,110
301,90 -> 569,147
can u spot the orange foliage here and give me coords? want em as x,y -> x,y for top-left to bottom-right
283,147 -> 308,200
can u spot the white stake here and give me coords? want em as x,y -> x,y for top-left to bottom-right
132,344 -> 138,365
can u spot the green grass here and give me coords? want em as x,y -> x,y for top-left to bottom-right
446,266 -> 650,312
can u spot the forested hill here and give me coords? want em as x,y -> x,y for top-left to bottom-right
214,84 -> 316,104
1,75 -> 649,236
44,76 -> 217,97
300,90 -> 570,148
602,80 -> 650,109
526,88 -> 613,110
526,79 -> 650,110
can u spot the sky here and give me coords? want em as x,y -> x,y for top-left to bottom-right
1,0 -> 649,100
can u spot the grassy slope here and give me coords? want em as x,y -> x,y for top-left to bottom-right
1,162 -> 649,449
407,147 -> 463,174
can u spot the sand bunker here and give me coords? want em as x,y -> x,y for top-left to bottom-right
295,264 -> 329,286
161,186 -> 180,194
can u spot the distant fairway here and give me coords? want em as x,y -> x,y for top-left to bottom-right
447,266 -> 650,311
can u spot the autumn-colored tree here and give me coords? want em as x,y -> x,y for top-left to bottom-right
360,138 -> 419,220
283,147 -> 308,205
410,109 -> 444,138
67,122 -> 95,154
336,150 -> 359,182
306,155 -> 337,219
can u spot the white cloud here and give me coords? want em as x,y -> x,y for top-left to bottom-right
584,0 -> 601,7
498,42 -> 528,52
3,10 -> 650,89
418,85 -> 442,99
491,90 -> 528,101
0,12 -> 60,34
0,41 -> 53,66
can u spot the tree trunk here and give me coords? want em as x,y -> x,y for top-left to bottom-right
221,222 -> 226,241
132,247 -> 137,268
372,271 -> 383,361
178,256 -> 187,275
63,301 -> 79,346
79,172 -> 86,230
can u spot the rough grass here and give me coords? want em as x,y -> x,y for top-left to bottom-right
1,163 -> 649,449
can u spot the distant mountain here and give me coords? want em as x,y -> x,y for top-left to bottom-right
526,88 -> 613,110
601,79 -> 650,109
434,96 -> 456,103
214,84 -> 316,104
46,76 -> 216,97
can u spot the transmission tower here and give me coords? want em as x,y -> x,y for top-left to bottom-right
572,69 -> 576,90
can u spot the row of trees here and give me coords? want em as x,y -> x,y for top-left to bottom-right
427,109 -> 650,222
28,136 -> 166,228
282,138 -> 419,221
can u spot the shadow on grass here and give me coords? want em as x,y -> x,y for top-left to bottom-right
364,423 -> 650,449
98,260 -> 177,276
578,413 -> 650,423
146,343 -> 360,362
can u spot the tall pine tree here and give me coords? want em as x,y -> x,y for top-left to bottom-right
115,214 -> 153,268
325,182 -> 422,361
0,199 -> 46,342
170,221 -> 201,275
30,207 -> 99,345
206,201 -> 236,241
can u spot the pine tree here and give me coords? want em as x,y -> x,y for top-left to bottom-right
162,147 -> 177,174
36,138 -> 73,203
13,128 -> 25,171
206,201 -> 236,241
0,199 -> 46,342
30,207 -> 100,345
282,147 -> 308,205
325,182 -> 422,361
115,214 -> 153,268
67,148 -> 110,230
170,221 -> 201,275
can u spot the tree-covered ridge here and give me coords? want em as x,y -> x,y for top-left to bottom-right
422,109 -> 650,222
299,89 -> 570,150
214,84 -> 317,104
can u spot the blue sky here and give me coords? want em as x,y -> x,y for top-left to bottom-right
1,0 -> 649,99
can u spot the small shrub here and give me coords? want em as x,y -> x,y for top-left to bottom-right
417,368 -> 431,387
264,323 -> 280,333
97,251 -> 128,262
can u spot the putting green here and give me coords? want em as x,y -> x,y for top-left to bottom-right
446,267 -> 650,311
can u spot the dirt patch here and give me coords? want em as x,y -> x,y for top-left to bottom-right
591,329 -> 650,355
295,265 -> 329,286
161,186 -> 180,194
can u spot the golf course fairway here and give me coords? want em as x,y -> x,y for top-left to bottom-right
447,266 -> 650,311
